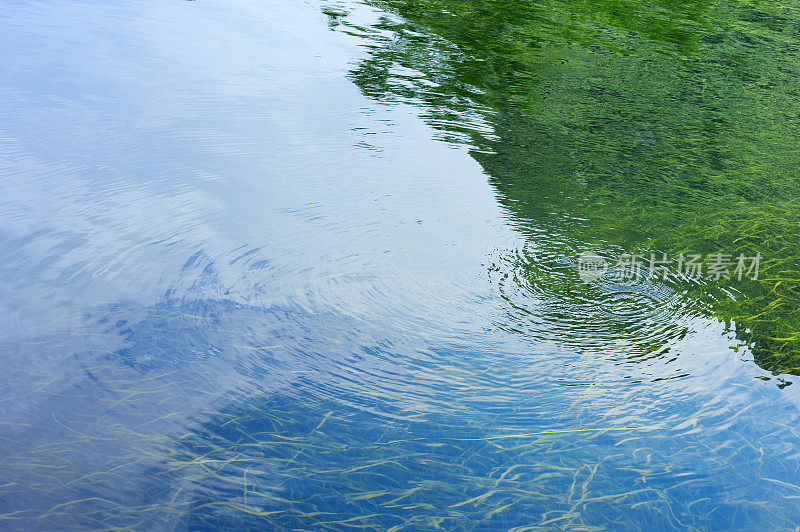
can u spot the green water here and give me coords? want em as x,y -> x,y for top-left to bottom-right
332,0 -> 800,372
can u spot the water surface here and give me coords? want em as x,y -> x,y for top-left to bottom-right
2,0 -> 800,529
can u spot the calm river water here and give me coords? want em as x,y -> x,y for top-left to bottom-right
3,0 -> 800,529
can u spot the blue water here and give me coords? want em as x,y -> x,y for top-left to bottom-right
2,0 -> 800,529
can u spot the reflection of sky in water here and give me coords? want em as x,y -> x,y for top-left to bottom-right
2,0 -> 800,529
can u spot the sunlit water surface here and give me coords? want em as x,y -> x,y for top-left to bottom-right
2,0 -> 800,530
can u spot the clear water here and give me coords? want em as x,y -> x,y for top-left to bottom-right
2,0 -> 800,529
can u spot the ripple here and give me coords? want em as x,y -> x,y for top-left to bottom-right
489,246 -> 709,364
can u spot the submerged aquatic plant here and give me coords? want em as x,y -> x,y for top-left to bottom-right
329,0 -> 800,374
